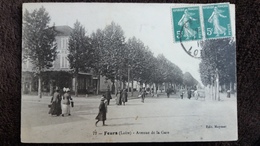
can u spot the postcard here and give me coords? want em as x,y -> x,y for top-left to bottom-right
21,3 -> 237,143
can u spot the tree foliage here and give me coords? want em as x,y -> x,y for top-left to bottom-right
91,22 -> 126,81
183,72 -> 198,87
68,20 -> 94,96
23,6 -> 57,71
22,6 -> 57,98
199,38 -> 236,86
156,54 -> 183,85
85,22 -> 193,91
68,20 -> 94,72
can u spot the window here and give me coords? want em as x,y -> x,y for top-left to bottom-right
61,55 -> 69,68
59,38 -> 69,54
66,38 -> 68,50
61,38 -> 63,50
64,38 -> 66,50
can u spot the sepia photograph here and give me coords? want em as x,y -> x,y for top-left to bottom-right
21,3 -> 237,143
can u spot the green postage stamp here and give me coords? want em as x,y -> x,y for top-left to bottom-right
202,3 -> 232,39
172,6 -> 202,42
171,3 -> 232,42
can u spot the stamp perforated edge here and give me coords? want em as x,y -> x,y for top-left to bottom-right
170,2 -> 233,43
201,3 -> 232,41
170,5 -> 202,43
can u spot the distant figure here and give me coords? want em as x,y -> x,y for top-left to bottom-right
48,89 -> 62,116
105,88 -> 112,105
166,88 -> 170,98
151,88 -> 154,97
180,91 -> 184,99
95,96 -> 107,126
121,89 -> 128,105
62,88 -> 73,117
141,87 -> 146,103
187,88 -> 192,99
194,90 -> 199,100
116,88 -> 123,105
227,90 -> 231,98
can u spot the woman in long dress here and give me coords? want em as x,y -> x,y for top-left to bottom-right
95,96 -> 107,126
116,88 -> 123,105
121,89 -> 128,105
61,88 -> 73,117
48,89 -> 62,116
208,6 -> 227,36
178,9 -> 197,40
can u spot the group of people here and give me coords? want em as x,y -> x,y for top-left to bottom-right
116,88 -> 128,105
48,87 -> 73,117
95,88 -> 130,127
179,88 -> 197,100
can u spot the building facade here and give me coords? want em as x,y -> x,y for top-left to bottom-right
22,25 -> 109,95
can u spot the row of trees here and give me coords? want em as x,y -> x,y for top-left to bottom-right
73,21 -> 189,96
22,7 -> 198,98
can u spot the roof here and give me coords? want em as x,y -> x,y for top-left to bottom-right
55,25 -> 73,36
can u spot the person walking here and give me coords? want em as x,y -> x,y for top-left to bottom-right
116,88 -> 123,105
187,88 -> 192,99
141,87 -> 146,103
121,89 -> 128,105
61,88 -> 73,117
180,91 -> 184,99
166,88 -> 170,98
105,88 -> 112,105
48,88 -> 62,116
95,95 -> 107,126
151,88 -> 154,97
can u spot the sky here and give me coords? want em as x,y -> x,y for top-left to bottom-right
23,3 -> 236,84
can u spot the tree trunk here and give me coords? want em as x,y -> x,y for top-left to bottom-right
131,79 -> 134,97
49,80 -> 53,96
75,73 -> 78,97
231,82 -> 234,93
155,83 -> 158,94
120,75 -> 123,89
29,81 -> 32,93
38,74 -> 42,99
96,75 -> 100,95
127,67 -> 130,92
112,81 -> 115,94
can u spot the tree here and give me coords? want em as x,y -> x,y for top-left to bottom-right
23,6 -> 57,99
91,29 -> 105,94
199,38 -> 236,91
183,72 -> 198,88
92,22 -> 126,92
156,54 -> 184,90
103,22 -> 126,82
68,20 -> 94,96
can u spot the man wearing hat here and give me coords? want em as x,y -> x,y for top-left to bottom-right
95,95 -> 107,126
